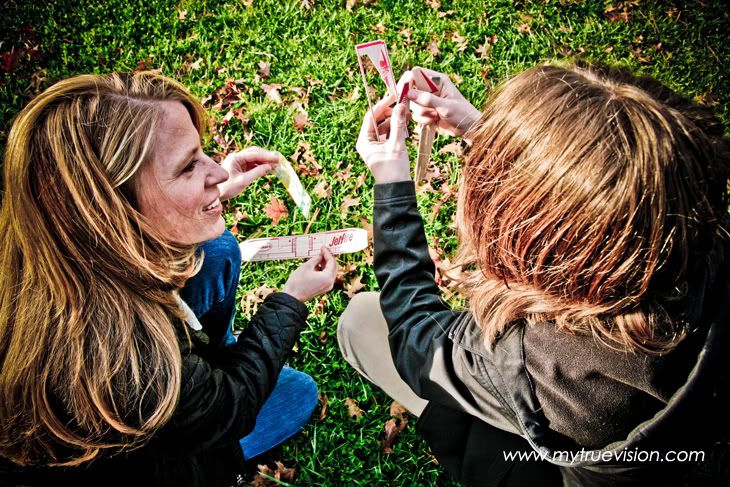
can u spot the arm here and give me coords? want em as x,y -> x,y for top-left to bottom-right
157,292 -> 307,451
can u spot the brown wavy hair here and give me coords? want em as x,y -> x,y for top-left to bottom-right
455,62 -> 729,353
0,72 -> 205,466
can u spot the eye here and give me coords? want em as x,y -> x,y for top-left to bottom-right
182,160 -> 198,173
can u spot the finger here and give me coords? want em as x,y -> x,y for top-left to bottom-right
237,163 -> 274,188
377,119 -> 391,137
230,147 -> 281,168
396,70 -> 414,88
319,247 -> 338,277
407,88 -> 446,110
388,103 -> 408,149
412,111 -> 439,126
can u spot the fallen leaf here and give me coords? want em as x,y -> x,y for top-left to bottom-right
335,261 -> 358,283
241,285 -> 276,316
371,22 -> 387,34
380,417 -> 407,454
517,23 -> 531,34
344,275 -> 366,299
319,329 -> 328,344
264,196 -> 289,225
262,83 -> 283,104
301,0 -> 314,9
344,397 -> 365,420
426,0 -> 440,9
291,140 -> 322,177
313,180 -> 332,199
358,217 -> 373,242
318,392 -> 329,421
333,162 -> 353,181
293,110 -> 310,131
427,39 -> 441,57
438,141 -> 463,157
252,461 -> 297,487
257,61 -> 271,78
390,401 -> 409,420
451,31 -> 469,52
438,10 -> 455,18
400,28 -> 415,45
355,171 -> 368,190
340,195 -> 361,219
177,9 -> 187,21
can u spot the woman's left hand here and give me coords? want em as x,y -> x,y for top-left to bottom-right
356,95 -> 411,184
218,147 -> 279,201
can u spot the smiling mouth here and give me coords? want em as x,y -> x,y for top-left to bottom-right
203,198 -> 221,212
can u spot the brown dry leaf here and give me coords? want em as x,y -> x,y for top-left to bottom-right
340,195 -> 361,219
371,22 -> 387,34
451,31 -> 469,52
334,162 -> 353,181
318,392 -> 329,421
313,295 -> 327,316
336,261 -> 358,282
346,0 -> 376,11
344,275 -> 366,299
313,180 -> 332,199
301,0 -> 314,9
252,461 -> 296,487
427,39 -> 441,57
241,0 -> 253,6
438,10 -> 455,18
293,110 -> 310,131
354,171 -> 368,190
319,330 -> 328,345
517,23 -> 531,34
344,397 -> 365,421
178,9 -> 187,20
358,217 -> 373,242
438,141 -> 463,157
400,28 -> 415,45
380,417 -> 408,454
228,207 -> 247,235
257,61 -> 271,78
241,285 -> 276,316
262,83 -> 283,104
290,140 -> 322,177
451,73 -> 463,85
695,86 -> 719,107
390,401 -> 409,420
605,5 -> 630,22
426,0 -> 440,9
264,196 -> 289,226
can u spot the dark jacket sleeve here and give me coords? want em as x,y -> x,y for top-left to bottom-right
155,292 -> 308,453
373,181 -> 520,433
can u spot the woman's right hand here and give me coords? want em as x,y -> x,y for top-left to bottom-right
402,67 -> 481,138
283,247 -> 338,302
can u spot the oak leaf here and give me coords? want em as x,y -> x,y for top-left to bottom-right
343,275 -> 366,299
340,195 -> 361,219
344,397 -> 365,421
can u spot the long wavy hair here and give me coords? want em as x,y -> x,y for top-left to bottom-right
455,62 -> 729,353
0,72 -> 205,466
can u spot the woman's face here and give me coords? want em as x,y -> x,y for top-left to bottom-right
136,100 -> 229,245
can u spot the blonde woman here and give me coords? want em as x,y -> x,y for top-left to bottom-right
0,72 -> 337,486
341,63 -> 729,486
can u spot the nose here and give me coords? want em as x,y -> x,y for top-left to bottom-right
205,157 -> 229,187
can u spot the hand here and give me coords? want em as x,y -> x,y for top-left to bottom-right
355,95 -> 411,184
218,147 -> 279,201
401,67 -> 481,138
283,247 -> 338,302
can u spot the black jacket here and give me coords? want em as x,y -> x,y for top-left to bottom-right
0,292 -> 308,487
373,181 -> 730,486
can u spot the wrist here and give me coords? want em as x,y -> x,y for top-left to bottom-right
372,165 -> 412,185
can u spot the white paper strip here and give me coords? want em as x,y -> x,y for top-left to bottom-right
274,152 -> 312,218
240,228 -> 368,262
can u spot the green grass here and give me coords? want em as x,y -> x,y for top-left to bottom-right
1,0 -> 728,485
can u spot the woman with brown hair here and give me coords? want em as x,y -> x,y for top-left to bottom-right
341,63 -> 729,485
0,71 -> 337,486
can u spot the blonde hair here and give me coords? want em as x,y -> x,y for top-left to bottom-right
0,72 -> 206,466
456,62 -> 729,353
